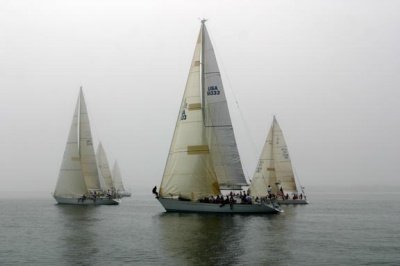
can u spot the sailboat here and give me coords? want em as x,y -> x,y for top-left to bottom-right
53,88 -> 119,205
112,161 -> 131,197
249,116 -> 308,204
156,21 -> 281,214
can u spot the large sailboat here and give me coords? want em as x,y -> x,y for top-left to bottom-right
157,21 -> 281,213
249,116 -> 308,204
53,88 -> 119,205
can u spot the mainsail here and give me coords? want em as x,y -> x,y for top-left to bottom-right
160,21 -> 247,201
250,116 -> 298,197
112,161 -> 126,192
96,142 -> 114,191
54,88 -> 102,197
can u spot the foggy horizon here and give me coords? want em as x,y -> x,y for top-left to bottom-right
1,0 -> 399,194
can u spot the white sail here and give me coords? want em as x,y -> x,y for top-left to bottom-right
96,142 -> 114,191
160,22 -> 249,200
160,24 -> 221,201
112,161 -> 126,192
250,117 -> 297,197
54,97 -> 87,197
202,26 -> 247,188
271,117 -> 297,192
78,89 -> 102,191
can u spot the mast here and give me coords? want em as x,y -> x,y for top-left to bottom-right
200,19 -> 206,124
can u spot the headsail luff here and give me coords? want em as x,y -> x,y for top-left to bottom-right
112,161 -> 126,192
96,142 -> 114,191
78,89 -> 102,191
54,94 -> 87,197
160,21 -> 249,200
250,116 -> 297,197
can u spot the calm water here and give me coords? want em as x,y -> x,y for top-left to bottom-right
0,188 -> 399,265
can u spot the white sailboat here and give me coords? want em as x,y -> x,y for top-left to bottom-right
112,161 -> 131,197
249,116 -> 308,204
53,88 -> 119,205
157,21 -> 281,214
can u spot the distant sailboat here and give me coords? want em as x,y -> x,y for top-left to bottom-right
249,116 -> 308,204
112,161 -> 131,197
96,142 -> 116,194
156,21 -> 281,213
53,88 -> 119,205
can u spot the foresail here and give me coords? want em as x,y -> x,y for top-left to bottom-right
54,94 -> 87,197
160,27 -> 220,201
79,89 -> 102,190
112,161 -> 125,192
96,143 -> 114,191
202,25 -> 247,188
250,126 -> 275,197
271,118 -> 297,192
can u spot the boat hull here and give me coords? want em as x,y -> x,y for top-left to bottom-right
277,199 -> 308,205
54,196 -> 119,205
157,198 -> 282,214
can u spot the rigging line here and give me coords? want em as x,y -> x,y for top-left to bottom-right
208,28 -> 260,179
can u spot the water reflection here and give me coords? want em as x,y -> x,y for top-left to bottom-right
55,205 -> 100,265
156,211 -> 300,265
157,213 -> 245,265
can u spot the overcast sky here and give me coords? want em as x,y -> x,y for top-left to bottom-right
1,0 -> 399,194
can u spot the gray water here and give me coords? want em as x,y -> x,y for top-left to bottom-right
0,188 -> 399,265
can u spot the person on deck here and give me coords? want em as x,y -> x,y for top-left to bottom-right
152,186 -> 159,198
267,185 -> 272,198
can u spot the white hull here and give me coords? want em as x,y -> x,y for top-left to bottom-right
158,198 -> 282,214
54,196 -> 119,205
277,199 -> 308,205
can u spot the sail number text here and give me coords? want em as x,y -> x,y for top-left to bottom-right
207,86 -> 220,96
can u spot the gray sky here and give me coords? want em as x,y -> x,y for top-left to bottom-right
1,0 -> 399,193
